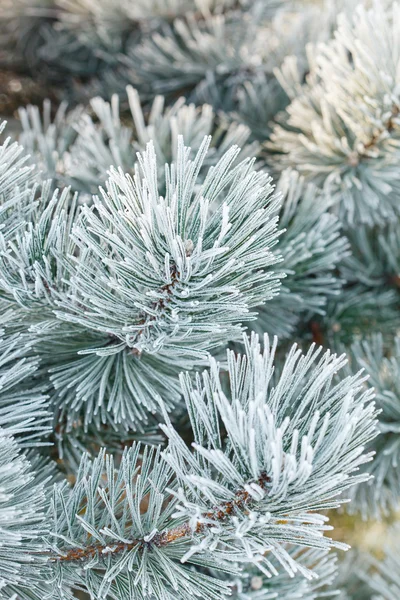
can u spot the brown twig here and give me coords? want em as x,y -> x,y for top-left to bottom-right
101,265 -> 180,356
310,321 -> 324,346
51,471 -> 271,563
129,264 -> 179,354
389,274 -> 400,289
363,105 -> 400,151
348,104 -> 400,166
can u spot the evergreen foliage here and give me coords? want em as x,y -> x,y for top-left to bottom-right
346,334 -> 400,518
269,1 -> 400,226
9,336 -> 376,599
0,315 -> 53,595
1,0 -> 400,599
254,170 -> 348,338
362,526 -> 400,599
338,527 -> 400,600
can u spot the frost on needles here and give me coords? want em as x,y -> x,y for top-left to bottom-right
0,316 -> 53,596
18,334 -> 376,600
269,1 -> 400,226
2,1 -> 400,597
0,130 -> 282,433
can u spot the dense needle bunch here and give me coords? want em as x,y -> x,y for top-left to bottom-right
15,88 -> 258,193
0,126 -> 283,434
269,1 -> 400,225
20,334 -> 376,600
346,334 -> 400,518
1,1 -> 400,599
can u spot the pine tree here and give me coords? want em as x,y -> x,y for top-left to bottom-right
1,1 -> 400,599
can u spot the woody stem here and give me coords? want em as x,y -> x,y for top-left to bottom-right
51,471 -> 270,563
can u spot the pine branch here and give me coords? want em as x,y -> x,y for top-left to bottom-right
349,103 -> 400,165
22,135 -> 282,431
50,471 -> 271,563
0,182 -> 78,309
40,334 -> 377,599
17,100 -> 82,188
318,223 -> 400,347
64,85 -> 258,194
253,169 -> 349,339
268,1 -> 400,226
